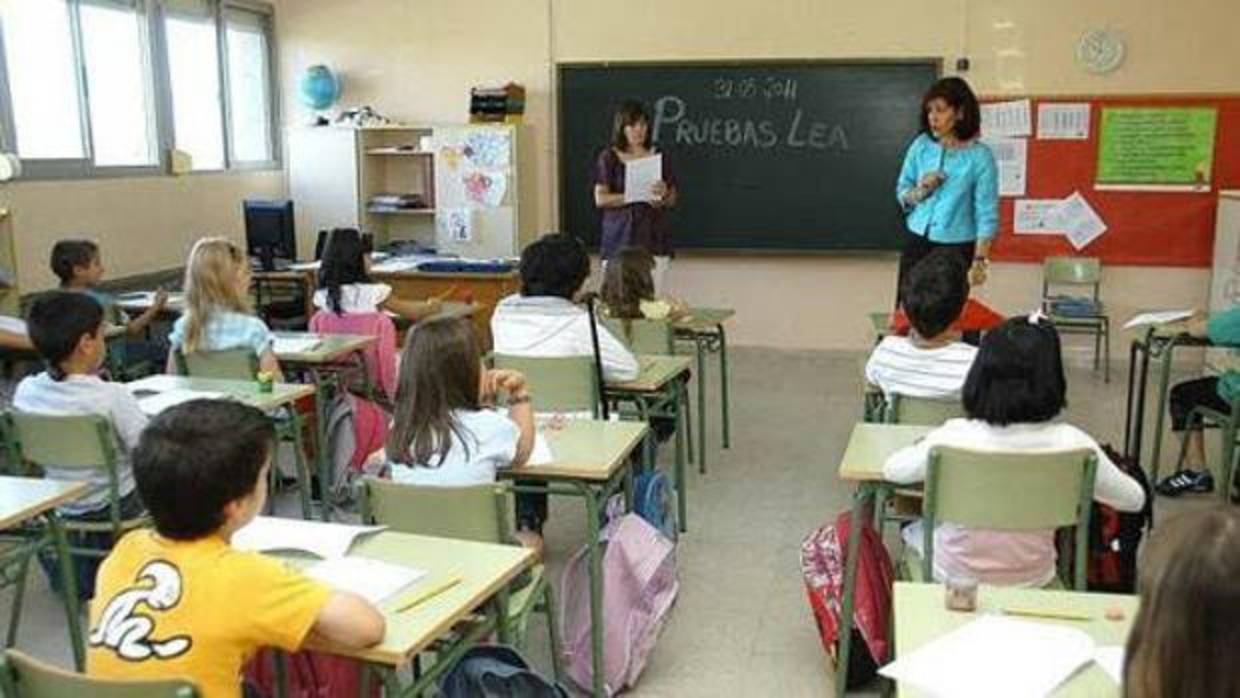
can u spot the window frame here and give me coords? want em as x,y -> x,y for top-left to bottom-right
0,0 -> 279,180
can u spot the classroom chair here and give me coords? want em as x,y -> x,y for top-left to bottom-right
883,394 -> 966,426
602,316 -> 695,464
903,446 -> 1097,590
1174,397 -> 1240,503
1042,256 -> 1110,382
358,479 -> 562,680
174,348 -> 315,519
1,411 -> 151,662
0,649 -> 198,698
491,355 -> 600,417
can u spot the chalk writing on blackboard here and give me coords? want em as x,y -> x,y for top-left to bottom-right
652,94 -> 849,152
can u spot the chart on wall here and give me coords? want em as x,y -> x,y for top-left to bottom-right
1096,107 -> 1218,190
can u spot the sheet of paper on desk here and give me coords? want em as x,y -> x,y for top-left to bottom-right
233,516 -> 386,559
1093,646 -> 1124,684
623,154 -> 663,204
305,557 -> 427,604
528,432 -> 554,466
879,615 -> 1095,698
273,337 -> 321,354
136,389 -> 226,416
1123,310 -> 1194,330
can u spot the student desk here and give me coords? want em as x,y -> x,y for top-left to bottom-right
499,418 -> 648,698
274,332 -> 378,521
674,307 -> 735,475
892,582 -> 1135,697
0,477 -> 89,669
835,422 -> 931,698
386,300 -> 481,337
288,531 -> 536,697
605,354 -> 693,532
125,375 -> 319,518
114,291 -> 186,316
1121,320 -> 1240,481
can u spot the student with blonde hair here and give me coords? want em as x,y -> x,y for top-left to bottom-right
167,237 -> 281,380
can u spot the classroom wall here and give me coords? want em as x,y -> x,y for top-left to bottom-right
273,0 -> 1239,351
0,174 -> 283,292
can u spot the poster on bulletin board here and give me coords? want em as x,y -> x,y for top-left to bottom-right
1095,107 -> 1218,190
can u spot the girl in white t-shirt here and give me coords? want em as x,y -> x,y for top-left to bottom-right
315,228 -> 441,320
884,315 -> 1145,587
383,316 -> 544,550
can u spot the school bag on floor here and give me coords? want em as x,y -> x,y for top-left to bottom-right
633,468 -> 678,542
245,648 -> 377,698
559,512 -> 678,695
439,644 -> 569,697
1057,444 -> 1153,593
800,511 -> 894,691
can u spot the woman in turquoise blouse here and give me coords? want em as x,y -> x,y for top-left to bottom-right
894,77 -> 999,305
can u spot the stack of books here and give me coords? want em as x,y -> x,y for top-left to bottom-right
470,83 -> 525,123
367,193 -> 428,213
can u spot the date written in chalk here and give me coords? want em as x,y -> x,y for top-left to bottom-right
712,77 -> 799,101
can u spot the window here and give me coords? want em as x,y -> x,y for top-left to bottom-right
0,0 -> 85,160
0,0 -> 278,178
224,8 -> 274,164
164,4 -> 226,170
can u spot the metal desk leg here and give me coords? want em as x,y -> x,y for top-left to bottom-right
696,336 -> 708,474
45,513 -> 85,671
581,483 -> 607,698
1149,339 -> 1180,483
835,484 -> 875,698
1124,339 -> 1139,458
674,380 -> 688,532
718,325 -> 731,449
1134,334 -> 1154,468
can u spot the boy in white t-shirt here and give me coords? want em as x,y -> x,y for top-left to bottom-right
866,249 -> 978,400
13,291 -> 149,599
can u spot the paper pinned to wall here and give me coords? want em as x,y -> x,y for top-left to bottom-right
463,129 -> 512,169
1051,191 -> 1109,250
463,171 -> 507,207
981,137 -> 1028,197
981,99 -> 1033,138
1037,103 -> 1091,140
439,208 -> 474,243
1014,199 -> 1065,234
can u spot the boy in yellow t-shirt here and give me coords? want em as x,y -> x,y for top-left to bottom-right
87,400 -> 385,698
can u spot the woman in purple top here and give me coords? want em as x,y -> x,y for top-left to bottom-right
593,100 -> 679,290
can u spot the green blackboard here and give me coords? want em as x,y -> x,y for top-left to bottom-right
558,60 -> 939,252
1097,107 -> 1218,186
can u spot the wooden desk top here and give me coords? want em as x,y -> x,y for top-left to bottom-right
674,307 -> 735,333
293,531 -> 535,666
126,375 -> 316,413
501,419 -> 648,482
0,477 -> 89,529
838,422 -> 931,482
114,291 -> 186,315
606,355 -> 692,394
894,582 -> 1135,698
273,332 -> 376,364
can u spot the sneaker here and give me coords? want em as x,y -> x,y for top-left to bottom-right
1155,469 -> 1215,497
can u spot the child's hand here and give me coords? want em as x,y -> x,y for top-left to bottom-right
422,297 -> 443,315
153,289 -> 169,310
490,369 -> 528,398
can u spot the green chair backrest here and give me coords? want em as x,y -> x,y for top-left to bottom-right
601,317 -> 674,356
492,354 -> 599,417
1042,256 -> 1102,302
885,394 -> 966,426
359,479 -> 511,545
6,411 -> 120,470
175,348 -> 259,381
0,649 -> 199,698
923,446 -> 1097,589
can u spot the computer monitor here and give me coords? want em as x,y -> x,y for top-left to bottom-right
244,200 -> 296,271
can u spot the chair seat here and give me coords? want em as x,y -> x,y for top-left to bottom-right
1047,313 -> 1107,327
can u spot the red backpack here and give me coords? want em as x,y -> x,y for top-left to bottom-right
800,511 -> 894,690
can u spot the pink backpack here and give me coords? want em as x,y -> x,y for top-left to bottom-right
559,513 -> 678,695
308,310 -> 399,401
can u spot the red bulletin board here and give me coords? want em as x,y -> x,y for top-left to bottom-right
986,95 -> 1240,267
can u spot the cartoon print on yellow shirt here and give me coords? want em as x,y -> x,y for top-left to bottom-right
89,560 -> 192,661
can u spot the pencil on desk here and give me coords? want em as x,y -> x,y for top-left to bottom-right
394,577 -> 463,613
1001,606 -> 1092,622
434,285 -> 460,302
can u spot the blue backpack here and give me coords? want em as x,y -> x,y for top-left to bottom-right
634,469 -> 678,542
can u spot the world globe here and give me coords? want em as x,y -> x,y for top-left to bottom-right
298,65 -> 340,110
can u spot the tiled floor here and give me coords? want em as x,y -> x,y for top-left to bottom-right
0,346 -> 1219,696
